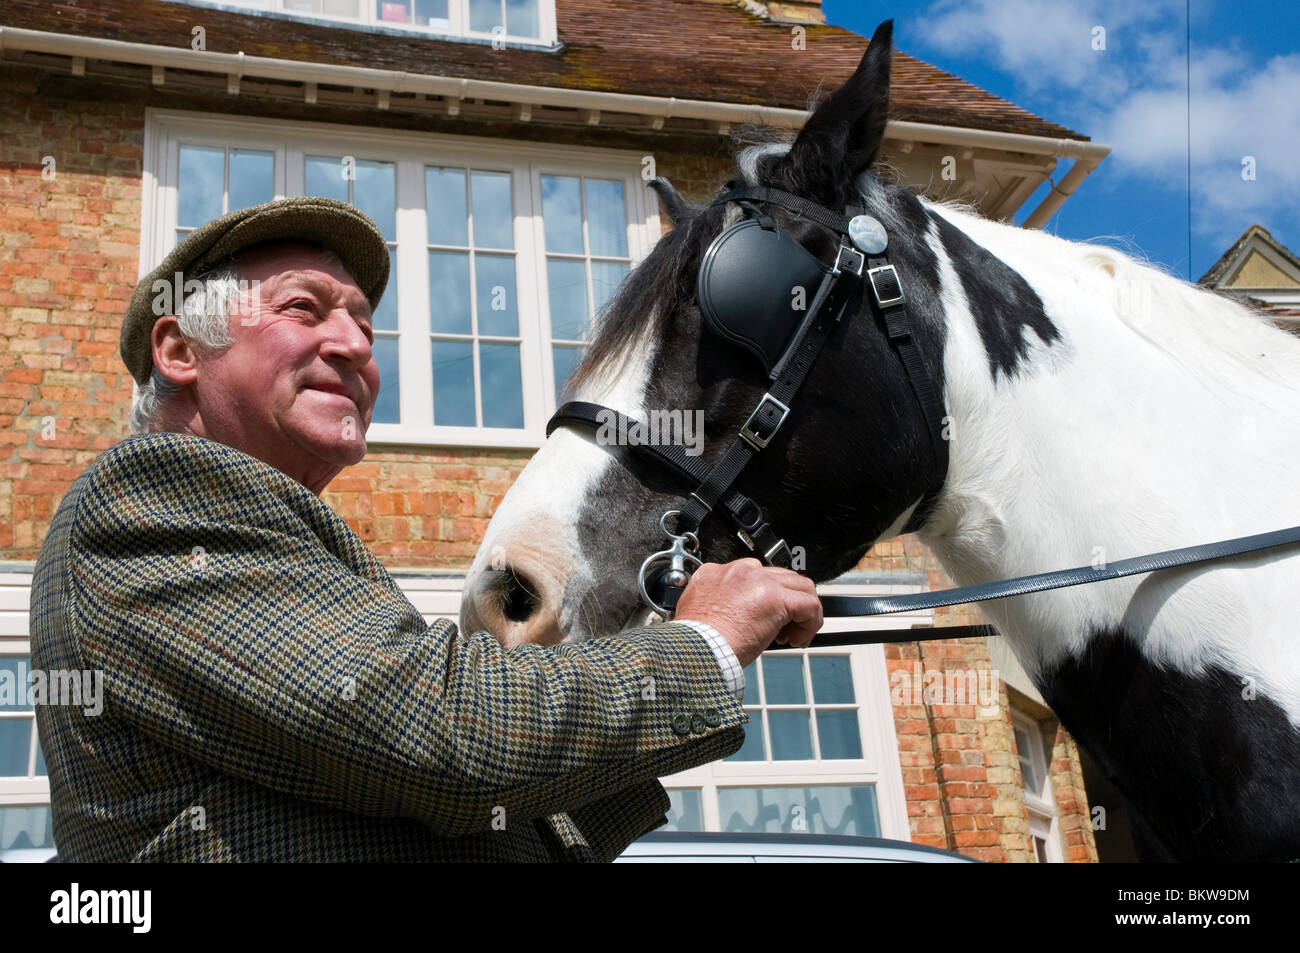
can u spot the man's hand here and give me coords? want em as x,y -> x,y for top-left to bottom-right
674,559 -> 823,668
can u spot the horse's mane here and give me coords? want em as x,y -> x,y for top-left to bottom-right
566,200 -> 726,399
571,147 -> 1300,418
935,202 -> 1300,414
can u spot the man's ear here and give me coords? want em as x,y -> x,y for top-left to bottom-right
151,316 -> 200,386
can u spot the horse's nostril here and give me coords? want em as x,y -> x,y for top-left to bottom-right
487,567 -> 541,623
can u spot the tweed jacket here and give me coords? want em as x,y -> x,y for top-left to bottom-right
30,432 -> 747,861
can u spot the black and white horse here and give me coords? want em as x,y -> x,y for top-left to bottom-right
460,22 -> 1300,861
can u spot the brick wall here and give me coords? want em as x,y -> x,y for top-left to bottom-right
0,63 -> 1094,859
0,64 -> 141,558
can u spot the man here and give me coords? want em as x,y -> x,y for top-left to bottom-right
31,197 -> 822,861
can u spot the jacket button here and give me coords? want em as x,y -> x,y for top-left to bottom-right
671,713 -> 692,736
703,708 -> 722,728
690,713 -> 708,735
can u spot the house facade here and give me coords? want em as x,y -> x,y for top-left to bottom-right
0,0 -> 1107,861
1199,224 -> 1300,330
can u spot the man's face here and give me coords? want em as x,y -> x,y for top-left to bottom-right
189,243 -> 379,490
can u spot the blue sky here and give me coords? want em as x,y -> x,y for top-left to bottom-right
821,0 -> 1300,281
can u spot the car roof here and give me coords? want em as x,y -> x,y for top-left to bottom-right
617,831 -> 978,863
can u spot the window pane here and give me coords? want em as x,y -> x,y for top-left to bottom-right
810,655 -> 854,704
547,259 -> 588,341
816,710 -> 862,760
769,711 -> 813,760
355,160 -> 396,241
552,345 -> 582,403
0,805 -> 54,851
0,720 -> 31,776
718,785 -> 880,837
470,171 -> 513,250
1015,726 -> 1040,793
428,251 -> 471,335
762,655 -> 806,704
177,145 -> 224,227
0,658 -> 32,712
305,154 -> 349,203
414,0 -> 449,26
505,0 -> 539,37
590,260 -> 628,323
584,178 -> 627,257
475,254 -> 517,337
431,340 -> 475,426
371,335 -> 400,424
427,167 -> 469,246
374,246 -> 398,333
228,149 -> 274,213
469,0 -> 501,32
287,0 -> 360,14
480,343 -> 523,429
541,175 -> 584,254
377,0 -> 410,23
35,736 -> 47,777
661,789 -> 704,832
740,663 -> 759,706
724,719 -> 765,762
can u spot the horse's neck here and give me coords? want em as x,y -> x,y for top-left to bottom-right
916,205 -> 1300,705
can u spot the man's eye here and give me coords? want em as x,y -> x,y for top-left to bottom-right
287,299 -> 317,314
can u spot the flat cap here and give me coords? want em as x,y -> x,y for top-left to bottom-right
121,196 -> 390,385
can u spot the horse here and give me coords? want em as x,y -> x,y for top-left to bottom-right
458,20 -> 1300,861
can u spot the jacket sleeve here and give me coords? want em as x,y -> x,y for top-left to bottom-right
63,435 -> 746,839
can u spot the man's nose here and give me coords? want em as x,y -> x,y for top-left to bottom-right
321,309 -> 373,365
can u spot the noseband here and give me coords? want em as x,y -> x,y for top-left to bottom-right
546,182 -> 950,616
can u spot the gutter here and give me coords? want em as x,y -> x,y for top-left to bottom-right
0,25 -> 1109,226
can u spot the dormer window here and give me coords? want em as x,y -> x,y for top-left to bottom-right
183,0 -> 554,45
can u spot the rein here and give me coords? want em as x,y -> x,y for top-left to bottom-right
546,184 -> 1300,645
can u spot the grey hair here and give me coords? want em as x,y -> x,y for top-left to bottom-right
735,141 -> 792,185
128,264 -> 240,435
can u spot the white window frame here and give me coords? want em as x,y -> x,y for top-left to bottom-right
1,623 -> 52,809
171,0 -> 559,47
141,108 -> 658,450
660,581 -> 931,842
1012,709 -> 1063,862
1,570 -> 51,857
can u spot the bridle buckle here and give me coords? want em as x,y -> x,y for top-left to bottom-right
834,244 -> 866,277
739,393 -> 790,450
868,264 -> 906,308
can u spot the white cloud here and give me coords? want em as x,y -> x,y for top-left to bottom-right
1093,53 -> 1300,246
920,0 -> 1184,97
918,0 -> 1300,248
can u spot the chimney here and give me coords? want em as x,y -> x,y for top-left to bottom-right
736,0 -> 826,25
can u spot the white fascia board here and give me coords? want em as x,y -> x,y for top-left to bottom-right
1,25 -> 1109,222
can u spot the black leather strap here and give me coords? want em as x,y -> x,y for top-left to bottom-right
548,401 -> 788,559
865,252 -> 949,534
818,525 -> 1300,617
713,184 -> 855,234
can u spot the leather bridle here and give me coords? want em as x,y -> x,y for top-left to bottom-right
546,183 -> 949,616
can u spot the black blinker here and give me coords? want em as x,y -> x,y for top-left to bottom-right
696,218 -> 829,374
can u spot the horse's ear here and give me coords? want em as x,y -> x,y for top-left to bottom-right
648,177 -> 701,228
778,20 -> 893,196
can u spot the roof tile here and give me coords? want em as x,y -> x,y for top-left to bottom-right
1,0 -> 1084,140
